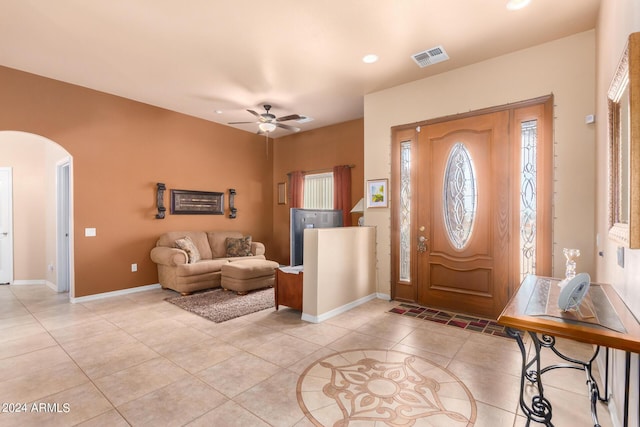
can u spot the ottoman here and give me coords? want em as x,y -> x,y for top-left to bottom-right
221,259 -> 279,295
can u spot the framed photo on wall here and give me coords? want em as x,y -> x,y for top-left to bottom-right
366,178 -> 388,208
277,182 -> 287,205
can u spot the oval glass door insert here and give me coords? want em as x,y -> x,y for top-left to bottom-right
443,142 -> 477,249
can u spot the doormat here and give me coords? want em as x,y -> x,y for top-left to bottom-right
389,303 -> 516,338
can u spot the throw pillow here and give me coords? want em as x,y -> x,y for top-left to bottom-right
174,236 -> 201,264
225,235 -> 252,257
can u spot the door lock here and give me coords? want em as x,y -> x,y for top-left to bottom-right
418,235 -> 429,253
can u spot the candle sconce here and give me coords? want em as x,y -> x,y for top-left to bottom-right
156,183 -> 166,219
229,188 -> 237,219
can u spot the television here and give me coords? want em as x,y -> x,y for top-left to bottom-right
290,208 -> 343,266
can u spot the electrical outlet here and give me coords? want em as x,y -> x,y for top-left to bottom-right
131,263 -> 137,272
48,263 -> 54,272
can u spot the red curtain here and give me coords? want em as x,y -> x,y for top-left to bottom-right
333,165 -> 352,226
289,171 -> 304,208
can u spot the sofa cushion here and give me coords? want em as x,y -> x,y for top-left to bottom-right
157,231 -> 213,260
174,236 -> 201,263
225,236 -> 252,257
176,259 -> 230,276
207,231 -> 244,258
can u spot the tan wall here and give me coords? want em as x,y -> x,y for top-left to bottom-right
272,119 -> 364,265
302,226 -> 376,320
365,31 -> 597,297
595,1 -> 640,425
0,66 -> 272,297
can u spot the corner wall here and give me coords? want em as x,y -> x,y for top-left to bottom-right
272,119 -> 364,265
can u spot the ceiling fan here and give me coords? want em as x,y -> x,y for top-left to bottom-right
228,104 -> 303,134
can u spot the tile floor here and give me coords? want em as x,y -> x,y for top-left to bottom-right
0,284 -> 613,426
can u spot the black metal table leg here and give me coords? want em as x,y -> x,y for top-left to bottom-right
507,328 -> 606,427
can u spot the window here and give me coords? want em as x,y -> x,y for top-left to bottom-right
304,172 -> 333,209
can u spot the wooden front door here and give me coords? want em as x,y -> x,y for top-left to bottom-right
416,112 -> 510,318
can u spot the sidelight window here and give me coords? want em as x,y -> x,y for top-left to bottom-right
520,120 -> 537,280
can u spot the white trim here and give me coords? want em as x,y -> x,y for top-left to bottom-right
301,293 -> 378,323
46,280 -> 57,292
12,280 -> 46,286
70,283 -> 161,303
376,292 -> 391,301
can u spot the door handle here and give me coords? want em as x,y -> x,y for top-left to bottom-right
1,232 -> 7,236
418,235 -> 429,253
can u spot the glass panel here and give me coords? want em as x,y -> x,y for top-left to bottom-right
304,172 -> 333,209
443,143 -> 477,249
520,120 -> 537,280
399,141 -> 411,281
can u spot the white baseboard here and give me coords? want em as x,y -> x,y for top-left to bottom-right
11,280 -> 46,286
376,292 -> 391,301
70,283 -> 161,304
301,293 -> 378,323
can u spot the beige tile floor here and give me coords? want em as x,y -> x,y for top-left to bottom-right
0,284 -> 613,426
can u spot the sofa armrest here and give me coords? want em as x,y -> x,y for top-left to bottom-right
251,242 -> 265,256
150,246 -> 188,266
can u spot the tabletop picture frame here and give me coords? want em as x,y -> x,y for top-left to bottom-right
366,178 -> 388,208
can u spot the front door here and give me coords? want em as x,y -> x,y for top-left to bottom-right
390,96 -> 553,320
417,112 -> 510,318
0,168 -> 13,284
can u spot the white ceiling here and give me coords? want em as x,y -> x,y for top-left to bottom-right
0,0 -> 600,137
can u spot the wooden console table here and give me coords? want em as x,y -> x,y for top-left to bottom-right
498,275 -> 640,427
275,266 -> 303,311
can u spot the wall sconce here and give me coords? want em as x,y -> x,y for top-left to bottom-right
156,183 -> 166,219
229,188 -> 237,219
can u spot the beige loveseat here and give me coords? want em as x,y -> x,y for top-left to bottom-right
150,231 -> 266,295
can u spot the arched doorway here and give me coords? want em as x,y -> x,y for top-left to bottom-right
0,131 -> 74,297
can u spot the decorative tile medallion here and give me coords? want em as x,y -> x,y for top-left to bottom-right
389,303 -> 515,338
297,349 -> 476,427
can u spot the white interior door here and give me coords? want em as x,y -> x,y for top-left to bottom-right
0,168 -> 13,284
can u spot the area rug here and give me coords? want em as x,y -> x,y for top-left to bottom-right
389,303 -> 514,338
166,287 -> 274,323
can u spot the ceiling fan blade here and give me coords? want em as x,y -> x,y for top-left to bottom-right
276,114 -> 302,122
276,123 -> 300,132
247,109 -> 262,118
228,121 -> 257,124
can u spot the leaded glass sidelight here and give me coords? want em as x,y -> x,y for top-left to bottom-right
520,120 -> 537,280
399,141 -> 411,281
443,143 -> 477,250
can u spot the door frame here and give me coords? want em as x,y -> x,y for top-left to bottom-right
0,167 -> 13,285
390,95 -> 554,309
56,159 -> 73,295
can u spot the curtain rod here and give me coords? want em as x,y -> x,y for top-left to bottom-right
287,164 -> 355,176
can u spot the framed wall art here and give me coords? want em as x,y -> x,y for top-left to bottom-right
170,189 -> 224,215
366,178 -> 388,208
277,182 -> 287,205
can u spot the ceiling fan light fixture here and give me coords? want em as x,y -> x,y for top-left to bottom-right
258,122 -> 277,133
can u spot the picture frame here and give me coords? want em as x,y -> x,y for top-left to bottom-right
366,178 -> 389,208
277,182 -> 287,205
170,189 -> 224,215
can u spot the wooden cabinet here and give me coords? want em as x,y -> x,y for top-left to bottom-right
275,268 -> 303,311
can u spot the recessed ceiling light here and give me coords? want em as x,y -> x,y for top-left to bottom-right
362,54 -> 379,64
506,0 -> 531,10
214,110 -> 223,114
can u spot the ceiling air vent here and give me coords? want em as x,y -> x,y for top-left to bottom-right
411,45 -> 449,68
